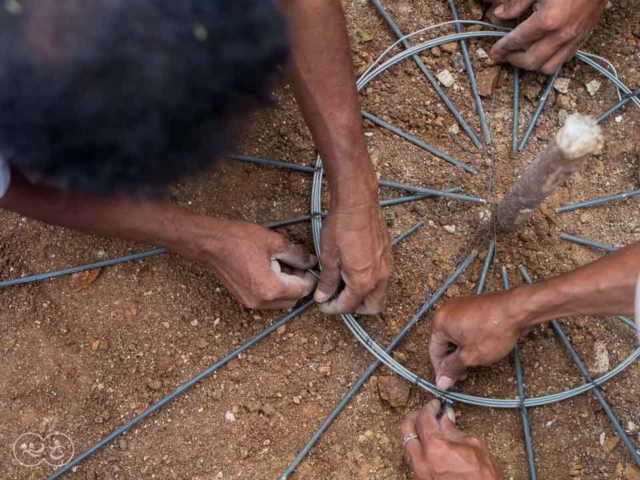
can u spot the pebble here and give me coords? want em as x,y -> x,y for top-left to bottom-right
261,404 -> 276,416
594,341 -> 611,373
580,212 -> 592,224
119,439 -> 129,451
615,115 -> 623,123
443,225 -> 456,234
603,435 -> 620,453
377,376 -> 411,407
585,79 -> 601,96
276,325 -> 287,335
448,123 -> 460,135
436,70 -> 455,88
477,66 -> 501,97
292,396 -> 301,405
556,95 -> 571,110
449,53 -> 465,72
195,338 -> 208,349
554,78 -> 571,94
224,411 -> 236,423
441,42 -> 458,53
476,48 -> 489,60
558,109 -> 569,124
147,379 -> 162,391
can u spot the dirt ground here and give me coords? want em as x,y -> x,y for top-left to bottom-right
2,1 -> 640,479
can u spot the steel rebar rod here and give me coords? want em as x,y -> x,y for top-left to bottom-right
392,221 -> 425,245
0,248 -> 167,289
519,266 -> 640,468
476,241 -> 495,295
618,316 -> 637,330
280,252 -> 477,479
447,0 -> 492,145
370,0 -> 483,149
361,110 -> 478,174
502,267 -> 538,480
518,68 -> 562,152
555,190 -> 640,213
560,233 -> 618,253
48,299 -> 315,480
597,87 -> 640,124
226,153 -> 480,200
512,67 -> 521,154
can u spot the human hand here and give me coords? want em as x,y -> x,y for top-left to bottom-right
314,200 -> 392,315
489,0 -> 606,74
189,219 -> 317,309
400,400 -> 503,480
429,292 -> 529,390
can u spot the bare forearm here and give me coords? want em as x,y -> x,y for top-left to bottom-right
282,0 -> 377,207
513,242 -> 640,326
0,177 -> 216,258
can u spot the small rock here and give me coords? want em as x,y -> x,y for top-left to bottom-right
585,79 -> 601,96
580,213 -> 592,224
431,46 -> 442,57
377,376 -> 411,407
558,109 -> 569,124
261,404 -> 276,416
119,439 -> 129,451
594,341 -> 610,373
91,340 -> 100,351
615,115 -> 623,123
162,322 -> 170,330
468,0 -> 484,20
443,225 -> 456,234
450,53 -> 465,72
195,338 -> 208,349
437,70 -> 455,88
356,27 -> 373,43
599,431 -> 606,446
276,325 -> 287,335
224,411 -> 236,422
523,82 -> 542,101
554,78 -> 571,94
448,123 -> 460,135
247,401 -> 261,413
603,435 -> 620,453
69,268 -> 101,292
411,203 -> 426,216
292,396 -> 301,405
445,284 -> 461,298
441,42 -> 458,54
556,95 -> 571,110
476,47 -> 489,60
627,421 -> 637,433
625,463 -> 640,480
477,66 -> 501,98
147,379 -> 162,391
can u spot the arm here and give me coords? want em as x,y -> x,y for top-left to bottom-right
281,0 -> 392,315
430,242 -> 640,390
489,0 -> 606,74
1,176 -> 316,309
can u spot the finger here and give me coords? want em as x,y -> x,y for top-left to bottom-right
314,257 -> 341,304
272,261 -> 317,300
399,412 -> 425,466
415,400 -> 442,439
273,239 -> 317,270
502,35 -> 565,72
439,413 -> 466,442
490,17 -> 548,60
539,40 -> 580,75
355,277 -> 389,315
493,0 -> 536,19
429,330 -> 454,377
318,284 -> 364,315
435,350 -> 468,391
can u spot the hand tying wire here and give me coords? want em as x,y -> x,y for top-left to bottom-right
400,400 -> 503,480
488,0 -> 606,74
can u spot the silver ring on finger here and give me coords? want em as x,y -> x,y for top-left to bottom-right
402,433 -> 419,449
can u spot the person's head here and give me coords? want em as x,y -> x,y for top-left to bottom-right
0,0 -> 287,194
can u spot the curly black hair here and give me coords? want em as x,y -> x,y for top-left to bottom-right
0,0 -> 287,194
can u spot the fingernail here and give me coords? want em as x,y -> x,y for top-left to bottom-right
436,375 -> 455,391
446,408 -> 456,424
314,290 -> 331,304
494,5 -> 504,16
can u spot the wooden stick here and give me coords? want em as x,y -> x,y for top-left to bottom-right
497,114 -> 604,232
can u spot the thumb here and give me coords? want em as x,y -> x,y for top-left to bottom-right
273,239 -> 317,270
435,350 -> 467,391
314,257 -> 341,304
493,0 -> 535,19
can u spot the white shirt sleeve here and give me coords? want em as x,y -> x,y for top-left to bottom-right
0,151 -> 11,199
